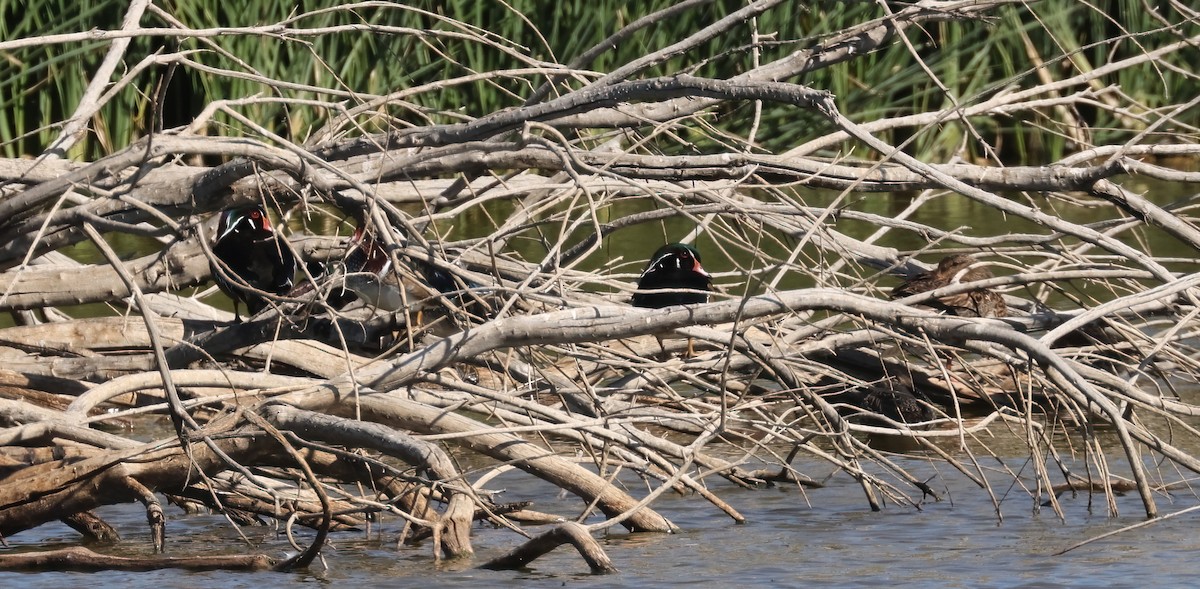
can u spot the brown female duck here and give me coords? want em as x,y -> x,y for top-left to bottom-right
891,254 -> 1006,318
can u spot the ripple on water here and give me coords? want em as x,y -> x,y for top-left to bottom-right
3,457 -> 1199,588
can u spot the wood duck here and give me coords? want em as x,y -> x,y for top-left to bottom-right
210,205 -> 297,322
335,223 -> 440,322
632,243 -> 713,357
891,254 -> 1006,318
855,386 -> 934,427
421,259 -> 493,322
829,383 -> 935,453
632,243 -> 712,308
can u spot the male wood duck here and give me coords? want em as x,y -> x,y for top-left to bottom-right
891,254 -> 1005,318
335,222 -> 440,322
632,243 -> 713,357
632,243 -> 712,308
210,205 -> 297,322
421,259 -> 493,322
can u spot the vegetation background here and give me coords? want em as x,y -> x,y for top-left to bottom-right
4,0 -> 1194,162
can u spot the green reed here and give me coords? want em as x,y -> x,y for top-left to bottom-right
0,0 -> 1192,163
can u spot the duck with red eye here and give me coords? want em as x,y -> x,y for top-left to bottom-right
632,243 -> 713,357
632,243 -> 712,309
334,223 -> 440,323
210,205 -> 297,322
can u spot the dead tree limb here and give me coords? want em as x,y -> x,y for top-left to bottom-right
480,521 -> 617,574
0,546 -> 275,572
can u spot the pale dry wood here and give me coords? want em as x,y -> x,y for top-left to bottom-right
480,521 -> 617,573
0,546 -> 275,572
0,413 -> 261,538
0,238 -> 212,310
280,386 -> 680,534
262,404 -> 477,558
0,0 -> 1197,574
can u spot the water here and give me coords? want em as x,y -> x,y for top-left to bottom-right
5,454 -> 1200,588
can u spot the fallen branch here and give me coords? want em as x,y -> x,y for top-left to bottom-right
0,546 -> 275,572
480,522 -> 617,574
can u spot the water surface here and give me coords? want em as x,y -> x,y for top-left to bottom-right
4,452 -> 1199,588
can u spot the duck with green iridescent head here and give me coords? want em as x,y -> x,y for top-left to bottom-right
632,243 -> 712,308
330,217 -> 496,329
210,204 -> 297,322
631,243 -> 713,357
333,222 -> 439,320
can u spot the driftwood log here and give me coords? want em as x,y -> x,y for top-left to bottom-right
2,0 -> 1200,575
0,547 -> 275,572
